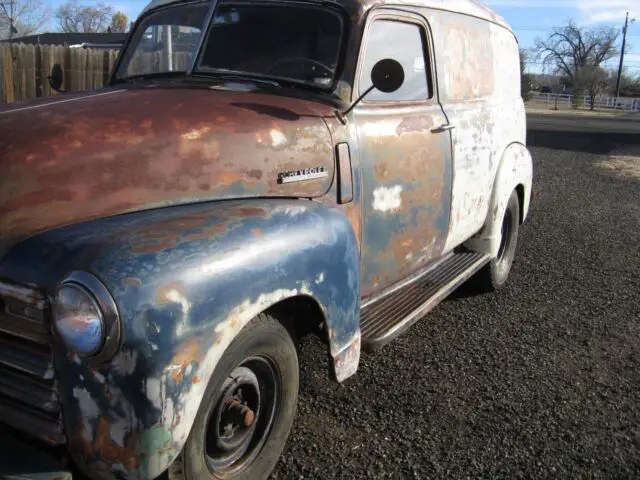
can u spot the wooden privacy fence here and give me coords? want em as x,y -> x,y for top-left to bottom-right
0,43 -> 195,105
0,43 -> 120,105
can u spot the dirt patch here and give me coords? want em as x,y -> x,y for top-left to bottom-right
597,147 -> 640,181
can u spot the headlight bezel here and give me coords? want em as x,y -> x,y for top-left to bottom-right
53,271 -> 122,363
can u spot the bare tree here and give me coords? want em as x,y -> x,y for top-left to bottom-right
519,48 -> 533,101
110,11 -> 128,33
55,0 -> 114,33
574,66 -> 609,110
0,0 -> 49,40
535,20 -> 619,85
615,72 -> 640,97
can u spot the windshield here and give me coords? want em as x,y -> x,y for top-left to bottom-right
118,3 -> 209,79
118,1 -> 345,89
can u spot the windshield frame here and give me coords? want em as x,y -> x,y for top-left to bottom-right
111,0 -> 349,93
111,0 -> 217,84
192,0 -> 347,91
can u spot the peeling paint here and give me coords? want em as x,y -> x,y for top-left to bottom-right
331,332 -> 361,382
112,350 -> 138,376
372,185 -> 403,213
73,388 -> 99,440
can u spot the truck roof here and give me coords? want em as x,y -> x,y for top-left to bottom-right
141,0 -> 512,32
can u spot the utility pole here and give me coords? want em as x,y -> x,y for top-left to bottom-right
615,12 -> 636,100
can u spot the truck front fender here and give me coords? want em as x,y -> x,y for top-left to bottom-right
0,199 -> 360,480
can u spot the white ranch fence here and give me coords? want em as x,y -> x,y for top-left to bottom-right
529,92 -> 640,112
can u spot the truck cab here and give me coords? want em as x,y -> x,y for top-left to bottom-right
0,0 -> 532,479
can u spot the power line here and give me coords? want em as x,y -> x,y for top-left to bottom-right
511,25 -> 640,36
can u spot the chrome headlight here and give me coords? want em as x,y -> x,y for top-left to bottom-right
53,272 -> 121,361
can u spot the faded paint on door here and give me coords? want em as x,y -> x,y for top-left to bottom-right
352,13 -> 453,298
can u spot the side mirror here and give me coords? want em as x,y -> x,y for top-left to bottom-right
48,64 -> 65,93
336,58 -> 405,123
370,58 -> 405,93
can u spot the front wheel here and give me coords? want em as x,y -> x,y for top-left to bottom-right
473,190 -> 520,292
169,313 -> 299,480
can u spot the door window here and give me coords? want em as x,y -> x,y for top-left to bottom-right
359,19 -> 431,102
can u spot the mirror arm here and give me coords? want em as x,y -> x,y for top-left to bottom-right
335,84 -> 375,124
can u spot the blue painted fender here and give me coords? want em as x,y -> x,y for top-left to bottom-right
0,199 -> 361,480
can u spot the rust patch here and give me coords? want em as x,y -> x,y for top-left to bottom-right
246,169 -> 263,180
94,418 -> 140,471
231,207 -> 271,218
132,239 -> 178,255
170,339 -> 202,383
156,281 -> 186,306
70,424 -> 95,463
184,223 -> 229,242
342,203 -> 362,249
374,161 -> 389,180
131,212 -> 230,254
0,87 -> 334,259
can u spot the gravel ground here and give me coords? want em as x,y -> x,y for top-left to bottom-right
272,144 -> 640,479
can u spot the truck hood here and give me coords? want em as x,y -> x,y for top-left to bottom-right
0,86 -> 336,259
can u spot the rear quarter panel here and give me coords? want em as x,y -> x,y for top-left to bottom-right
419,8 -> 527,252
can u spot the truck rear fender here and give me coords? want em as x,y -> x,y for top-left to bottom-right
465,142 -> 533,257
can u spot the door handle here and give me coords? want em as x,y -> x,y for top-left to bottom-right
431,123 -> 455,133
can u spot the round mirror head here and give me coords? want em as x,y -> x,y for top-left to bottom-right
370,58 -> 405,93
49,64 -> 64,92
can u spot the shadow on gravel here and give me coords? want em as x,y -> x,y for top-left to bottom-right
445,277 -> 486,301
527,129 -> 640,154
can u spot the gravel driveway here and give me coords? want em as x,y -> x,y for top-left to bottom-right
273,143 -> 640,479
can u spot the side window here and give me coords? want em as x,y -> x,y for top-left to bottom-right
359,19 -> 431,102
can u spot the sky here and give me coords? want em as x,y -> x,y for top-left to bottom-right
42,0 -> 640,74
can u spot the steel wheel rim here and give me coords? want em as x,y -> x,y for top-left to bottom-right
205,356 -> 279,477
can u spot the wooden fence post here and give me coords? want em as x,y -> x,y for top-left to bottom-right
3,44 -> 14,104
35,44 -> 43,98
0,45 -> 6,104
63,46 -> 72,92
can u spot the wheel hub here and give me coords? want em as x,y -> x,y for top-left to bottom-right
213,367 -> 260,453
205,357 -> 279,476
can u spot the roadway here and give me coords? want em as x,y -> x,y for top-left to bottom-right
527,112 -> 640,153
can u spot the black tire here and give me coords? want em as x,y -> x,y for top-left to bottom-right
168,313 -> 299,480
473,190 -> 520,292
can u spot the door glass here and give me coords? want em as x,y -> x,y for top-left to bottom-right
359,19 -> 430,102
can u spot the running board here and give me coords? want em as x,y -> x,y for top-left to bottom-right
360,252 -> 490,351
